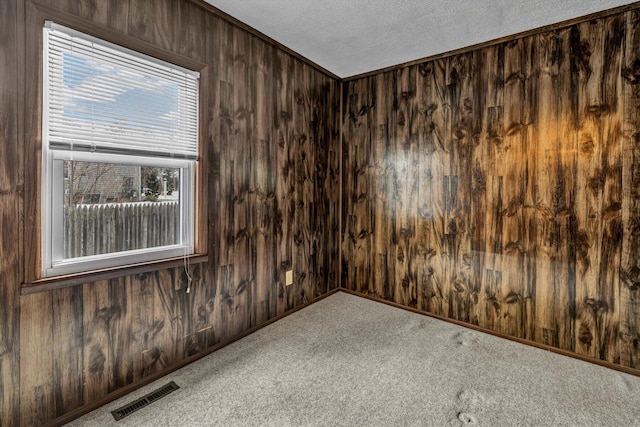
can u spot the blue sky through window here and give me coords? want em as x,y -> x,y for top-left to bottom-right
62,54 -> 91,88
61,52 -> 179,130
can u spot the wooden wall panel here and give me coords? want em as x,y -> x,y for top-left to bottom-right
431,58 -> 453,318
473,43 -> 505,332
51,287 -> 84,415
293,59 -> 309,308
396,64 -> 420,309
374,72 -> 396,303
82,279 -> 113,404
3,0 -> 340,425
317,71 -> 340,295
501,39 -> 527,338
621,9 -> 640,370
127,0 -> 177,51
19,293 -> 55,426
0,0 -> 21,425
447,52 -> 475,323
252,34 -> 277,326
177,1 -> 207,62
533,30 -> 558,347
342,75 -> 376,296
59,0 -> 130,34
573,16 -> 626,363
274,49 -> 295,315
415,61 -> 437,314
521,35 -> 539,342
342,8 -> 637,370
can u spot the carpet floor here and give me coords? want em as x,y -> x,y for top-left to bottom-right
69,291 -> 640,426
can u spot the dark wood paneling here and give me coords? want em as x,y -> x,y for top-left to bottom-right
342,9 -> 636,370
500,38 -> 528,338
19,292 -> 55,426
0,0 -> 21,425
60,0 -> 130,34
82,279 -> 112,404
6,1 -> 340,425
252,34 -> 277,325
327,74 -> 341,291
23,0 -> 43,284
573,15 -> 626,363
415,61 -> 437,315
621,9 -> 640,370
52,286 -> 84,416
394,64 -> 418,309
177,1 -> 207,62
275,48 -> 296,314
127,0 -> 177,51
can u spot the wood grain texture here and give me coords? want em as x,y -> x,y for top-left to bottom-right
415,61 -> 437,314
23,0 -> 43,285
573,16 -> 626,363
61,0 -> 129,33
446,52 -> 474,323
6,0 -> 340,425
127,0 -> 176,51
621,9 -> 640,369
342,9 -> 636,370
19,293 -> 55,426
5,1 -> 640,425
0,0 -> 21,425
342,74 -> 376,296
501,38 -> 527,338
396,64 -> 420,309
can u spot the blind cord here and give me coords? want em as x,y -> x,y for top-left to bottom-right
184,246 -> 192,294
183,173 -> 193,294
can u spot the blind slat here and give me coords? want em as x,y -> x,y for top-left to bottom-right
49,130 -> 198,151
46,57 -> 199,92
47,96 -> 199,127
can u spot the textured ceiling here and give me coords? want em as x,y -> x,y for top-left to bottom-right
204,0 -> 636,78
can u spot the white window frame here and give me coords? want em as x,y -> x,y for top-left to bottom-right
42,23 -> 198,278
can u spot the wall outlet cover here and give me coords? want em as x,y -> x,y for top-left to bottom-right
286,270 -> 293,286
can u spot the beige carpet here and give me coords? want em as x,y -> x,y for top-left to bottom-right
69,291 -> 640,426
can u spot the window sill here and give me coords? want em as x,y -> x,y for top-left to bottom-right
21,254 -> 208,295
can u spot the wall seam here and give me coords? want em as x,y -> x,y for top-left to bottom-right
338,79 -> 343,288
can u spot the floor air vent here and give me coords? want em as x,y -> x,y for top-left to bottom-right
111,381 -> 180,421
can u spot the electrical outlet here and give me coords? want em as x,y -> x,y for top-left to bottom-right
286,270 -> 293,286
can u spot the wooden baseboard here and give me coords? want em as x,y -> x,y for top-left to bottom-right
338,288 -> 640,377
46,287 -> 341,427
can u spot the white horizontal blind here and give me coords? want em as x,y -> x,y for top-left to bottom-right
44,22 -> 199,160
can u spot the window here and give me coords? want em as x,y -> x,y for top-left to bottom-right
42,22 -> 199,277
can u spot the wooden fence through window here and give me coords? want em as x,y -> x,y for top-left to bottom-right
64,201 -> 179,258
